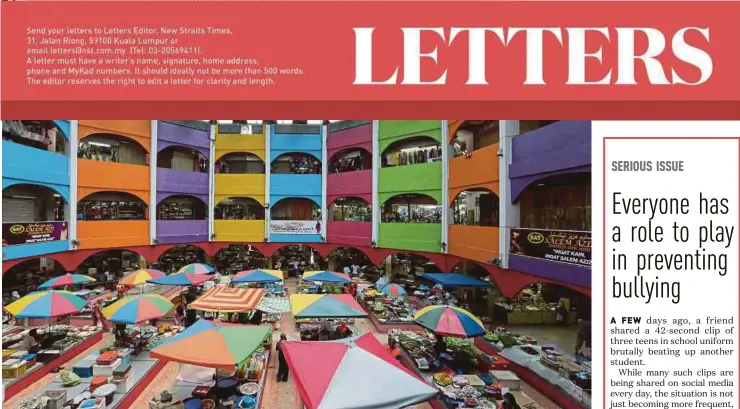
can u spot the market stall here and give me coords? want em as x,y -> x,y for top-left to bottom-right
149,319 -> 273,409
282,333 -> 438,409
493,288 -> 577,325
233,269 -> 284,285
3,291 -> 103,400
38,273 -> 96,290
22,346 -> 170,409
189,287 -> 265,313
389,329 -> 533,409
302,270 -> 352,284
358,285 -> 424,333
291,294 -> 368,341
475,328 -> 591,409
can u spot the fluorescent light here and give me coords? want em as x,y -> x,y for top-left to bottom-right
12,196 -> 36,199
537,183 -> 545,187
53,194 -> 61,197
87,141 -> 110,148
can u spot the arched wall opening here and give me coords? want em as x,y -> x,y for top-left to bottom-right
451,188 -> 499,227
516,172 -> 591,231
214,197 -> 265,220
3,184 -> 67,226
157,195 -> 208,221
153,244 -> 208,273
271,198 -> 320,221
382,194 -> 440,223
73,249 -> 147,282
381,136 -> 442,168
381,252 -> 441,283
272,244 -> 327,274
78,191 -> 148,221
327,246 -> 374,272
216,152 -> 265,174
328,148 -> 372,173
329,197 -> 371,222
451,120 -> 499,157
78,133 -> 148,165
271,153 -> 321,175
3,120 -> 68,155
3,258 -> 67,298
504,283 -> 591,324
157,146 -> 209,173
214,244 -> 268,274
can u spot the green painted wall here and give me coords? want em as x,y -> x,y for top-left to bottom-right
378,162 -> 442,204
378,223 -> 442,253
378,120 -> 443,154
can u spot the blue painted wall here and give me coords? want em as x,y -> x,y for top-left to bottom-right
269,130 -> 322,161
270,174 -> 322,206
270,233 -> 323,243
2,120 -> 71,260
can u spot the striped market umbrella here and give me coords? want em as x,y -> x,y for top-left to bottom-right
102,294 -> 174,324
150,319 -> 271,369
39,273 -> 96,289
119,269 -> 166,286
413,305 -> 486,338
5,290 -> 88,319
189,287 -> 265,313
148,273 -> 213,287
290,294 -> 368,319
302,270 -> 351,284
282,334 -> 437,409
381,284 -> 407,297
233,269 -> 284,284
178,263 -> 215,274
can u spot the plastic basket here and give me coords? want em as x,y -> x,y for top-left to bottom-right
44,389 -> 68,409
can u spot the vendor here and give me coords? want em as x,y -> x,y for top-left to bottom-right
389,340 -> 402,361
250,309 -> 263,325
19,328 -> 43,352
434,336 -> 447,356
114,323 -> 127,344
500,393 -> 521,409
335,323 -> 352,339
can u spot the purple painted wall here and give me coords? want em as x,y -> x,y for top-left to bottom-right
157,220 -> 209,244
156,169 -> 209,204
509,254 -> 590,288
327,221 -> 372,247
509,120 -> 591,201
327,170 -> 372,206
156,122 -> 210,242
158,122 -> 210,152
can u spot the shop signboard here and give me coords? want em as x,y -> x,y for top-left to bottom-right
510,228 -> 591,267
2,221 -> 68,246
269,220 -> 323,235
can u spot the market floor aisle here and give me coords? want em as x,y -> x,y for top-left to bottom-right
4,332 -> 112,408
259,279 -> 432,409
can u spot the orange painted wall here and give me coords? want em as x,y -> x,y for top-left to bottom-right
77,160 -> 150,204
77,220 -> 150,249
78,122 -> 151,152
448,143 -> 500,204
448,225 -> 500,264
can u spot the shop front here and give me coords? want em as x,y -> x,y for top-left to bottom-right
157,195 -> 209,244
2,184 -> 70,259
326,197 -> 372,247
154,245 -> 208,274
269,198 -> 322,243
213,197 -> 266,242
215,244 -> 267,275
271,244 -> 326,275
379,194 -> 442,253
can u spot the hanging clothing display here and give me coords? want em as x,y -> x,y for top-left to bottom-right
383,144 -> 441,168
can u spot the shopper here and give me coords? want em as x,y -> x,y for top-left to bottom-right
20,329 -> 43,352
343,265 -> 351,275
276,333 -> 289,382
575,318 -> 592,357
500,393 -> 521,409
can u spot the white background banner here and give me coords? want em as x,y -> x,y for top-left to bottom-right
269,220 -> 323,235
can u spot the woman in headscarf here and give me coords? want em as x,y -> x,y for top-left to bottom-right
276,333 -> 289,382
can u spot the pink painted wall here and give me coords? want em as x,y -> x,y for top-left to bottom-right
327,221 -> 372,247
327,170 -> 372,205
327,123 -> 373,162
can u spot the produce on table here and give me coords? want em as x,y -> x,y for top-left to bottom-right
433,372 -> 453,386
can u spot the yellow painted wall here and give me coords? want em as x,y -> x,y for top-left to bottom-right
215,133 -> 266,162
214,174 -> 265,205
214,220 -> 265,242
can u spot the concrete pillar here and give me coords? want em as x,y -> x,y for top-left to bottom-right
498,120 -> 520,269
